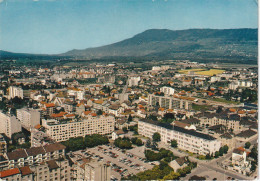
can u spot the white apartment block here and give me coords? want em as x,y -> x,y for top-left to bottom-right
67,88 -> 85,100
160,86 -> 175,95
152,66 -> 161,71
42,115 -> 115,142
229,80 -> 253,90
0,112 -> 22,138
138,119 -> 221,155
70,155 -> 111,181
128,76 -> 140,87
84,160 -> 111,181
148,94 -> 191,110
9,86 -> 23,99
17,108 -> 40,129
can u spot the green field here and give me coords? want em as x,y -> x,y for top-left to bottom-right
210,98 -> 240,105
192,104 -> 212,111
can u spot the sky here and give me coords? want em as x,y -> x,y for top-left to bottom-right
0,0 -> 258,54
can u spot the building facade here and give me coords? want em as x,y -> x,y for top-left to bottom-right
148,94 -> 191,110
138,119 -> 221,155
9,86 -> 23,99
0,112 -> 22,138
17,108 -> 41,129
43,115 -> 115,142
160,86 -> 175,96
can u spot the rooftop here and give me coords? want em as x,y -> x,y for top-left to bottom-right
139,119 -> 216,141
0,168 -> 20,178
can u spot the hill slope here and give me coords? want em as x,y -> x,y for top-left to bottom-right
64,28 -> 257,63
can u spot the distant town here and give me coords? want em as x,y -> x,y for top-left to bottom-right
0,59 -> 257,181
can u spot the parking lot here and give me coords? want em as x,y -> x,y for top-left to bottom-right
76,144 -> 154,180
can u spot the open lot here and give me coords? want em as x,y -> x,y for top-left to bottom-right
76,145 -> 154,180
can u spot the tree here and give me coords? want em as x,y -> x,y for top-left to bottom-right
122,127 -> 128,133
114,137 -> 132,149
223,145 -> 229,154
216,106 -> 223,113
249,146 -> 258,162
245,142 -> 251,149
171,139 -> 178,148
128,114 -> 133,122
219,147 -> 224,156
206,153 -> 211,160
146,139 -> 151,148
136,139 -> 143,146
97,109 -> 103,115
251,161 -> 257,172
152,132 -> 161,142
151,141 -> 158,150
163,171 -> 180,180
214,151 -> 220,158
131,137 -> 137,144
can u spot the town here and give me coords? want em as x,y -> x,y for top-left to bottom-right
0,59 -> 257,181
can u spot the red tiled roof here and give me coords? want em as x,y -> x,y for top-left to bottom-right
238,110 -> 245,114
0,168 -> 20,178
91,113 -> 97,117
65,114 -> 75,117
51,112 -> 67,118
34,124 -> 42,129
83,111 -> 91,115
45,103 -> 55,108
19,166 -> 33,176
229,108 -> 236,112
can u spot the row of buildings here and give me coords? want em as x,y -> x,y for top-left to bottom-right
138,119 -> 221,155
0,143 -> 111,181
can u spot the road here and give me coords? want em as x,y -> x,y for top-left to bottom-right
159,137 -> 258,180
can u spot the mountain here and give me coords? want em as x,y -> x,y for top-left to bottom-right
0,50 -> 61,60
64,28 -> 257,63
1,28 -> 257,64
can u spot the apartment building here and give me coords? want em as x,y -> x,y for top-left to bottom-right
17,108 -> 41,129
138,119 -> 221,155
148,94 -> 191,110
128,76 -> 140,87
31,128 -> 54,147
0,167 -> 32,181
8,86 -> 23,99
70,154 -> 111,181
31,158 -> 71,181
0,157 -> 70,181
42,115 -> 115,142
0,135 -> 7,155
0,112 -> 22,138
196,112 -> 243,133
5,143 -> 66,169
160,86 -> 175,95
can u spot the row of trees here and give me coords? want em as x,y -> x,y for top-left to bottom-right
144,148 -> 175,162
249,145 -> 258,172
114,136 -> 143,149
61,134 -> 109,152
124,159 -> 197,180
214,145 -> 229,158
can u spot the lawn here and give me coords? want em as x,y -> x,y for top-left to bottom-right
211,98 -> 240,105
192,104 -> 212,111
